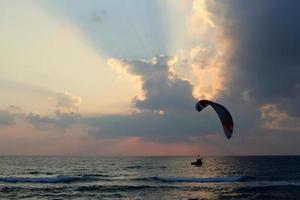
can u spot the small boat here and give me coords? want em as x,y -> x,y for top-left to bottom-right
191,157 -> 202,167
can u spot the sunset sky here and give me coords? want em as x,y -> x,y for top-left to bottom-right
0,0 -> 299,155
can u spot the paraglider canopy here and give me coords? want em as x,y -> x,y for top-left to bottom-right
195,100 -> 234,139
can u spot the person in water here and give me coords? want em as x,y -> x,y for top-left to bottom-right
191,155 -> 203,166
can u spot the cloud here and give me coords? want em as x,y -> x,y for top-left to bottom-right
26,112 -> 57,130
187,0 -> 215,37
260,104 -> 300,131
86,111 -> 223,143
108,55 -> 197,112
26,91 -> 82,130
0,91 -> 82,130
171,0 -> 231,100
208,0 -> 300,118
174,45 -> 226,99
0,106 -> 23,126
55,91 -> 82,114
260,104 -> 288,130
26,112 -> 81,130
0,110 -> 15,126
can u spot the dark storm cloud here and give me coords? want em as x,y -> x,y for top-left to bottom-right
215,0 -> 300,117
114,56 -> 197,112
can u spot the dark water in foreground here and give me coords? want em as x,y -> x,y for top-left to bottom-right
0,156 -> 299,199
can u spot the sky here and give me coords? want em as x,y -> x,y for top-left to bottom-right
0,0 -> 299,155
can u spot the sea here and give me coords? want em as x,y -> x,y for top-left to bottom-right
0,156 -> 299,199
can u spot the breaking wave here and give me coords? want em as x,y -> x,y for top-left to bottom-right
0,176 -> 98,184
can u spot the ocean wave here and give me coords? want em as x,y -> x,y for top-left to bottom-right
146,166 -> 167,169
0,176 -> 98,184
0,175 -> 246,184
243,181 -> 300,188
238,175 -> 300,182
0,185 -> 178,194
80,173 -> 112,178
125,165 -> 143,169
152,176 -> 245,183
76,185 -> 178,192
124,165 -> 167,169
27,171 -> 54,175
0,185 -> 68,193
